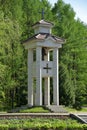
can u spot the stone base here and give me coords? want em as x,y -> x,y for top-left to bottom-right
46,105 -> 68,113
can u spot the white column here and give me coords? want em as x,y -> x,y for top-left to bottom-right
53,48 -> 59,106
28,49 -> 33,106
35,46 -> 42,105
44,50 -> 50,105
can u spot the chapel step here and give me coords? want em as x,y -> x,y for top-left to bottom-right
46,105 -> 68,113
70,114 -> 87,124
78,114 -> 87,123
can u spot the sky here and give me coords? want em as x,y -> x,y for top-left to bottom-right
49,0 -> 87,24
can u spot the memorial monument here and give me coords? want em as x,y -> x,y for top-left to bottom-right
23,19 -> 65,107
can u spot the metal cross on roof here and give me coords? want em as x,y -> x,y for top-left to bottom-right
39,8 -> 45,19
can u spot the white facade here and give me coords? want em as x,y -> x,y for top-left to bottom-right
23,20 -> 64,106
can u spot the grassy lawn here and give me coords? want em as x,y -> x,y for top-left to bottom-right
19,106 -> 87,113
19,106 -> 50,113
65,107 -> 87,113
0,106 -> 87,113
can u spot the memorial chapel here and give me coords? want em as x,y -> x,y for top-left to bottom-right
23,19 -> 65,106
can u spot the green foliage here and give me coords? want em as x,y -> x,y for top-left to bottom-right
0,0 -> 87,110
59,62 -> 74,106
0,5 -> 27,109
52,0 -> 87,107
0,118 -> 86,130
66,106 -> 87,113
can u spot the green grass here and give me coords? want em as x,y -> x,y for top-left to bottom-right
19,106 -> 50,113
1,106 -> 87,113
0,111 -> 7,113
65,107 -> 87,113
19,106 -> 87,113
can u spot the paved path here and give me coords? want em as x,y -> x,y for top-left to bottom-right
0,113 -> 69,115
0,112 -> 69,119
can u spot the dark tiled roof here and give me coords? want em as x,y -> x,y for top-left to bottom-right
32,20 -> 54,27
24,33 -> 65,43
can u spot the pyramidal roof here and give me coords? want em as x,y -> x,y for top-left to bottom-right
32,19 -> 54,28
23,19 -> 65,44
24,33 -> 65,43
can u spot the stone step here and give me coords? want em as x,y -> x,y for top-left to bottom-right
70,114 -> 87,124
78,115 -> 87,117
46,105 -> 68,113
78,115 -> 87,123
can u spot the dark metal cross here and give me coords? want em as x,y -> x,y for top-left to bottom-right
39,8 -> 45,19
43,63 -> 51,73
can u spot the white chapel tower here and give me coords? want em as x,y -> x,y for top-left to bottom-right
23,19 -> 65,106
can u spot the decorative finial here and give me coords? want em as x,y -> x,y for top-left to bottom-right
39,8 -> 45,19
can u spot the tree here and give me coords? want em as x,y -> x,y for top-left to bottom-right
0,9 -> 26,109
0,0 -> 87,110
0,0 -> 53,110
52,0 -> 87,107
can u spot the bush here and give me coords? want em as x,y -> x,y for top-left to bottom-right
0,124 -> 8,130
73,101 -> 82,110
0,118 -> 87,130
8,124 -> 20,130
67,124 -> 83,130
82,124 -> 87,130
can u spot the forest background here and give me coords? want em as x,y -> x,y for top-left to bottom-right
0,0 -> 87,110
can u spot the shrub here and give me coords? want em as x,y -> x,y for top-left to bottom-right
0,118 -> 87,130
82,124 -> 87,130
0,124 -> 8,130
67,124 -> 83,130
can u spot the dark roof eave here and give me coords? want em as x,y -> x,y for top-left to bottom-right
23,33 -> 65,44
23,38 -> 44,44
55,39 -> 65,44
